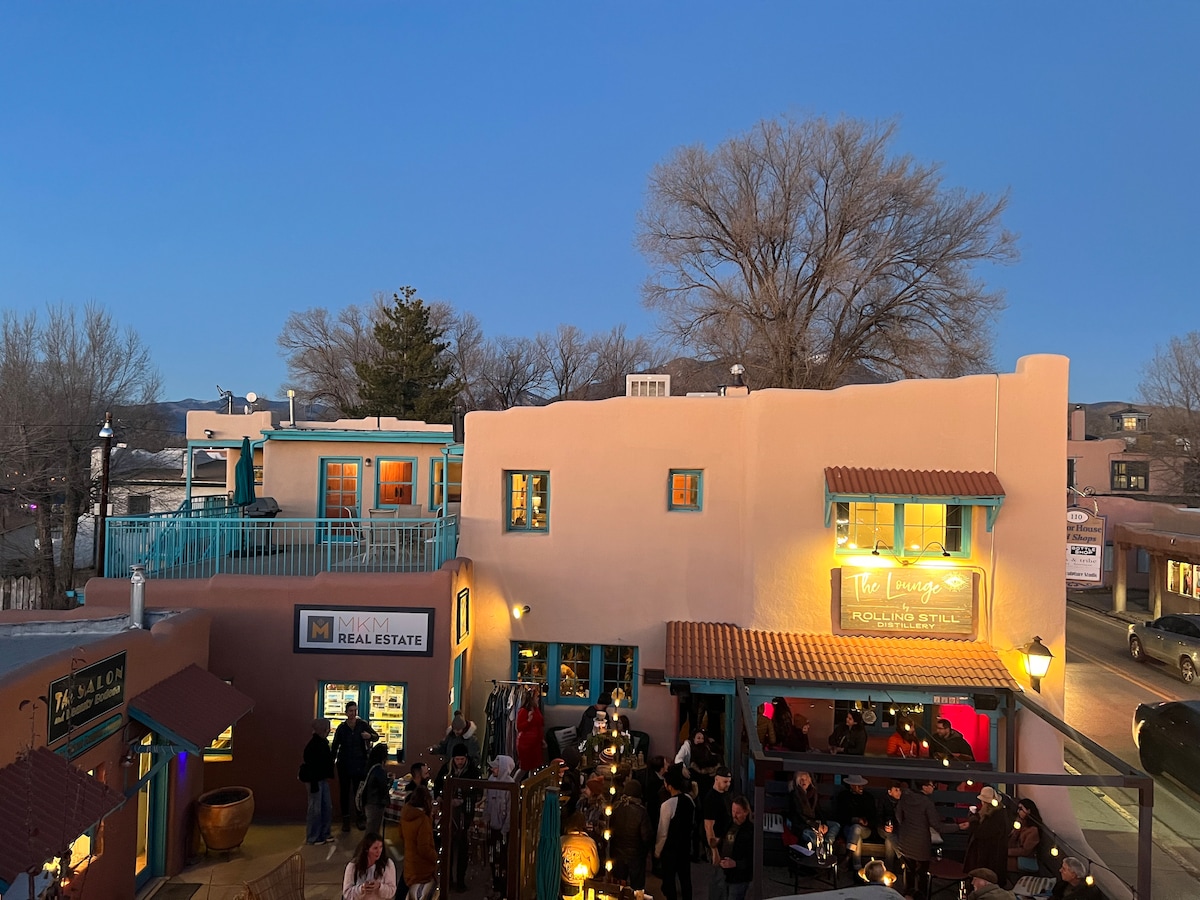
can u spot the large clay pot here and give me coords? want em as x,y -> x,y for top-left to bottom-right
196,786 -> 254,851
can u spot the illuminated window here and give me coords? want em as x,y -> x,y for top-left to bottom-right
836,501 -> 966,557
506,471 -> 549,532
431,458 -> 463,508
204,680 -> 236,760
512,642 -> 638,707
376,458 -> 416,506
1111,460 -> 1148,491
668,470 -> 703,511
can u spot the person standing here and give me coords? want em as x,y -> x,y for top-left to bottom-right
361,743 -> 392,839
401,788 -> 438,900
303,717 -> 336,845
333,701 -> 379,833
432,712 -> 482,768
702,767 -> 734,900
655,768 -> 696,900
878,780 -> 905,871
895,780 -> 942,900
433,743 -> 480,892
718,797 -> 754,900
516,688 -> 545,775
609,779 -> 653,890
960,787 -> 1011,888
486,756 -> 516,898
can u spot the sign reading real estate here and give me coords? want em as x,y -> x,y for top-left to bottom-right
48,652 -> 127,744
294,605 -> 435,657
1065,507 -> 1105,583
839,566 -> 974,635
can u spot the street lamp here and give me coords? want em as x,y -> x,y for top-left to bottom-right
95,413 -> 114,577
1021,636 -> 1054,693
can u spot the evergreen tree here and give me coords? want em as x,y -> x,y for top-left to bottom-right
351,287 -> 462,423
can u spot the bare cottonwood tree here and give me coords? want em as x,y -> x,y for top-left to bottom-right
477,337 -> 549,409
588,324 -> 666,398
431,305 -> 489,411
277,301 -> 384,417
537,324 -> 599,401
0,305 -> 161,607
1140,332 -> 1200,497
638,116 -> 1018,389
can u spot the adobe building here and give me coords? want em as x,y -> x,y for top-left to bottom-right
458,354 -> 1071,814
0,605 -> 251,897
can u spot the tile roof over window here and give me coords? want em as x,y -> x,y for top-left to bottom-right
128,664 -> 254,754
0,747 -> 125,890
665,621 -> 1020,690
825,467 -> 1006,498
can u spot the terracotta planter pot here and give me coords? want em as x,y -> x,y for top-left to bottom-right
196,786 -> 254,851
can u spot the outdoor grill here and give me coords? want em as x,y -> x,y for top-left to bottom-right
242,497 -> 281,519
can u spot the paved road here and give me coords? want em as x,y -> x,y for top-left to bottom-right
1065,602 -> 1200,897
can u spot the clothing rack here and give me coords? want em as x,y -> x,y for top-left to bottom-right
490,679 -> 543,687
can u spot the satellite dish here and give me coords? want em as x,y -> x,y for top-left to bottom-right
246,391 -> 259,404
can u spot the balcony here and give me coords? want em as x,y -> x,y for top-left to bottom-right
101,506 -> 458,579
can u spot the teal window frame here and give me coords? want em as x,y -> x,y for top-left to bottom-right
834,500 -> 972,559
505,471 -> 550,532
430,457 -> 463,510
668,469 -> 704,511
511,642 -> 638,708
374,456 -> 418,507
318,680 -> 408,755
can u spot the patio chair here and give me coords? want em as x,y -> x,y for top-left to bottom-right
237,850 -> 304,900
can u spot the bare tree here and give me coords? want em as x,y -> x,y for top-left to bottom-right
477,337 -> 549,409
537,324 -> 599,400
638,115 -> 1017,389
0,304 -> 161,607
277,302 -> 383,417
588,325 -> 666,398
1140,332 -> 1200,497
432,305 -> 489,411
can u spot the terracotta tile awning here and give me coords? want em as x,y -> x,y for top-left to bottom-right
825,467 -> 1006,498
666,621 -> 1020,690
0,747 -> 125,890
128,664 -> 254,755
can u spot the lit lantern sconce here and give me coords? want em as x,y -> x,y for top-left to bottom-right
512,604 -> 531,620
1021,636 -> 1054,693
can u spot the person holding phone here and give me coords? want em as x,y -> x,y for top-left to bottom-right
343,831 -> 397,898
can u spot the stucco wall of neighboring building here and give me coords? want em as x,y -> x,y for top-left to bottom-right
459,354 -> 1069,763
83,563 -> 473,818
0,607 -> 211,897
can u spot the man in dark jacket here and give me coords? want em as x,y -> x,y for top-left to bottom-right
331,700 -> 378,832
718,796 -> 754,900
610,779 -> 654,889
302,717 -> 335,844
434,743 -> 481,892
930,718 -> 975,762
895,780 -> 943,900
833,774 -> 877,871
655,768 -> 696,900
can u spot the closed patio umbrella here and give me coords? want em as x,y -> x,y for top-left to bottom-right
233,437 -> 256,507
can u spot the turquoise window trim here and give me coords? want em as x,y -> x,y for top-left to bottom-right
511,642 -> 638,708
505,470 -> 550,533
430,455 -> 463,510
825,486 -> 1004,533
264,430 -> 455,444
318,680 -> 408,754
668,469 -> 704,512
373,455 -> 418,508
832,499 -> 975,559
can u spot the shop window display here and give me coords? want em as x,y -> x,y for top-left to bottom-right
512,642 -> 637,707
319,681 -> 406,754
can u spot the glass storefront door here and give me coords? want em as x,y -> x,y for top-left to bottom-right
319,681 -> 407,758
134,734 -> 166,889
319,459 -> 361,543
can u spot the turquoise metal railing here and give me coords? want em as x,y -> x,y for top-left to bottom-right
102,515 -> 458,579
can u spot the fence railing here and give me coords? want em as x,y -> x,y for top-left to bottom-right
102,515 -> 458,578
1,575 -> 42,610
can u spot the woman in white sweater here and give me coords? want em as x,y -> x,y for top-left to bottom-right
343,831 -> 397,899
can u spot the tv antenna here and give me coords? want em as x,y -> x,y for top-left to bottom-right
217,384 -> 234,415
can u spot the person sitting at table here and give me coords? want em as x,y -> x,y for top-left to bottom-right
1008,797 -> 1042,876
929,717 -> 975,762
886,719 -> 920,758
828,711 -> 867,755
784,770 -> 840,850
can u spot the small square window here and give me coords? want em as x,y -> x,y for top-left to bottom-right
669,470 -> 703,511
506,471 -> 550,531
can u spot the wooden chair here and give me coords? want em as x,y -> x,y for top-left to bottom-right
237,851 -> 304,900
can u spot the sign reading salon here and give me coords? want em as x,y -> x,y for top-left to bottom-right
48,651 -> 127,744
839,566 -> 974,635
295,605 -> 435,656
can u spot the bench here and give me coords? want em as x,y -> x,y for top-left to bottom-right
236,852 -> 305,900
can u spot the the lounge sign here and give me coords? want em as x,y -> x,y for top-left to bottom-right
48,652 -> 127,744
295,605 -> 435,657
839,566 -> 974,635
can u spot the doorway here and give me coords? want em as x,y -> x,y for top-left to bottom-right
318,459 -> 361,543
134,734 -> 167,889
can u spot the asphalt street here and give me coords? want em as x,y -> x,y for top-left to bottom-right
1065,600 -> 1200,898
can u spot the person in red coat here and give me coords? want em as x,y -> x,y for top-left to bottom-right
516,687 -> 545,775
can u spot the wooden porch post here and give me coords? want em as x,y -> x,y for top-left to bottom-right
1113,540 -> 1128,613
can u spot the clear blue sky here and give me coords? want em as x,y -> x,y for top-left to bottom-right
2,3 -> 1196,405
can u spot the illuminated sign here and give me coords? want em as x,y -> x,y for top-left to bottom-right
1065,507 -> 1105,583
294,605 -> 434,656
839,566 -> 974,635
48,652 -> 127,744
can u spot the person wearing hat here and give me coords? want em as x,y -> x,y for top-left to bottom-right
833,774 -> 878,873
965,867 -> 1017,900
433,742 -> 480,892
960,786 -> 1011,888
431,711 -> 481,768
702,766 -> 734,899
610,778 -> 654,889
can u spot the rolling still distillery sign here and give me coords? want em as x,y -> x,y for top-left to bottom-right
48,652 -> 127,744
839,566 -> 974,635
295,605 -> 435,657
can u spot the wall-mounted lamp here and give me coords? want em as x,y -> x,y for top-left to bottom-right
900,541 -> 953,566
364,458 -> 372,467
203,429 -> 214,439
871,540 -> 891,557
1021,636 -> 1054,692
512,604 -> 531,620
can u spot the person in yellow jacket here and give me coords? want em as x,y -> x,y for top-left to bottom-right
400,788 -> 437,900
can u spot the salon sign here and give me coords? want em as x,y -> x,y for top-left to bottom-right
839,566 -> 974,635
294,605 -> 435,657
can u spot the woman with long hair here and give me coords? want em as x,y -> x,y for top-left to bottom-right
401,788 -> 438,900
343,831 -> 397,898
515,688 -> 544,775
1008,797 -> 1042,875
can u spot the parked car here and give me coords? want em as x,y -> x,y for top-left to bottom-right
1127,615 -> 1200,683
1132,700 -> 1200,788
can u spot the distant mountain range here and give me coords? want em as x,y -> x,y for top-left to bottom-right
150,398 -> 294,437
